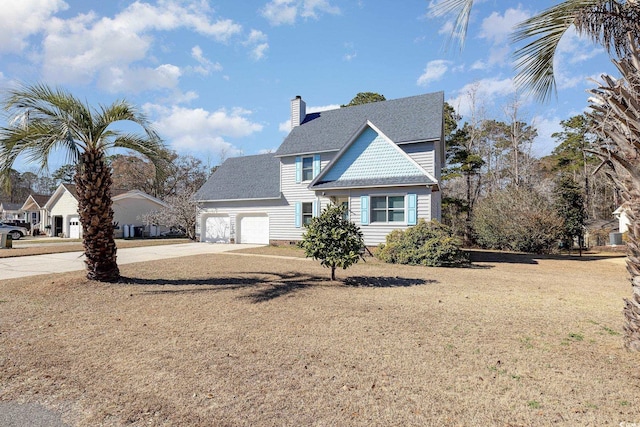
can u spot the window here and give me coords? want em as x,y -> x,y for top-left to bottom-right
371,196 -> 405,223
302,202 -> 313,225
302,156 -> 314,181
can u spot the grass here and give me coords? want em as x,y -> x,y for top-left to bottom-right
0,248 -> 638,426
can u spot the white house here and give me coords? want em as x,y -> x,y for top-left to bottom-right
20,194 -> 51,234
44,183 -> 169,238
195,92 -> 444,246
614,204 -> 631,234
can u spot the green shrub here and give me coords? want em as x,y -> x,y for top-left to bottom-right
301,203 -> 365,280
376,220 -> 468,267
472,186 -> 562,254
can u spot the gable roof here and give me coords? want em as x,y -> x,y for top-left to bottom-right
195,153 -> 281,201
0,202 -> 22,211
112,189 -> 169,208
310,122 -> 437,190
275,91 -> 444,157
21,194 -> 52,211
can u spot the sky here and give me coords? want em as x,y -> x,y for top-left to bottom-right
0,0 -> 618,173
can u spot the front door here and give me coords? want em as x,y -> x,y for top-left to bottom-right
54,216 -> 63,237
335,197 -> 350,220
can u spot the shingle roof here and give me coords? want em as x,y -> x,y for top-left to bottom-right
311,175 -> 434,190
31,194 -> 51,207
275,91 -> 444,157
195,153 -> 281,201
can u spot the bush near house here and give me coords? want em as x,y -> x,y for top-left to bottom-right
300,203 -> 365,280
376,219 -> 468,267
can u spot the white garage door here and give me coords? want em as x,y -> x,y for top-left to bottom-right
238,215 -> 269,244
69,216 -> 81,239
204,216 -> 230,243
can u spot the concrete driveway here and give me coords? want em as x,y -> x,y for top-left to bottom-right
0,243 -> 264,281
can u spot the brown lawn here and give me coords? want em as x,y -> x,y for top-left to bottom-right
0,248 -> 638,426
0,238 -> 191,258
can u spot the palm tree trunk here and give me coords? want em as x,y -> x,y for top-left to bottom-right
623,202 -> 640,351
75,150 -> 120,282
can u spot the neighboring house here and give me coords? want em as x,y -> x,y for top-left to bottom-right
112,190 -> 170,238
44,183 -> 169,238
20,194 -> 51,234
0,202 -> 23,221
613,204 -> 630,234
196,92 -> 444,246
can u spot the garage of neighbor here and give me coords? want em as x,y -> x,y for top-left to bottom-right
204,215 -> 230,243
238,214 -> 269,244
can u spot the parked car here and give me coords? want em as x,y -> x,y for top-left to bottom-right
0,223 -> 29,240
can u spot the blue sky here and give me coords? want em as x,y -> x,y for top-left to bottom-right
0,0 -> 617,172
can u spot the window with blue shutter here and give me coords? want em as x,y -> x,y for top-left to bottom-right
407,193 -> 417,225
295,202 -> 302,228
295,157 -> 302,183
313,154 -> 321,178
360,195 -> 369,225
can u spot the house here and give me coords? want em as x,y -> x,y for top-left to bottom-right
613,204 -> 630,234
0,202 -> 23,221
196,92 -> 444,246
44,183 -> 169,238
20,194 -> 51,234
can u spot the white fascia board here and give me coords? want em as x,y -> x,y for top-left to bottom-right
273,149 -> 338,158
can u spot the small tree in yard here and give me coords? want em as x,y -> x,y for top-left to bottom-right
554,175 -> 586,255
300,204 -> 364,280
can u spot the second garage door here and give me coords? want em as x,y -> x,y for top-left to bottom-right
238,214 -> 269,244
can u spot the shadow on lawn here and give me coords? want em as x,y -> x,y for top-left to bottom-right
468,249 -> 626,265
119,272 -> 433,303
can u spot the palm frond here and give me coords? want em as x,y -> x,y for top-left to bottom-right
429,0 -> 475,50
512,0 -> 640,102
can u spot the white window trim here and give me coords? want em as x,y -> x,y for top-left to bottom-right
301,156 -> 314,182
370,194 -> 406,224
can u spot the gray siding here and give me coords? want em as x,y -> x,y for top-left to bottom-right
348,186 -> 433,246
400,142 -> 435,177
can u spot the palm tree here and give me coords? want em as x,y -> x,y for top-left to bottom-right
432,0 -> 640,101
588,40 -> 640,351
0,83 -> 166,282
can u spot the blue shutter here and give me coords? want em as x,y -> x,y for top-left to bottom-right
313,200 -> 319,217
313,154 -> 321,178
295,156 -> 302,184
407,193 -> 417,225
360,195 -> 369,225
295,202 -> 302,228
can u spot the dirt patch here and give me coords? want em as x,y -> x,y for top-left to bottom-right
0,251 -> 638,426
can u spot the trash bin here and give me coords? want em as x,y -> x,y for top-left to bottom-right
610,232 -> 623,246
0,233 -> 5,249
134,226 -> 144,238
5,233 -> 12,249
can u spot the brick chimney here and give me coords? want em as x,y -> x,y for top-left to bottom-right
290,95 -> 306,130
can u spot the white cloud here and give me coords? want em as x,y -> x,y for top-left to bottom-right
279,103 -> 340,133
417,59 -> 451,87
0,0 -> 68,53
308,104 -> 340,113
343,42 -> 357,61
448,77 -> 516,118
147,104 -> 263,155
479,8 -> 530,44
470,60 -> 486,70
190,45 -> 223,75
478,8 -> 531,67
40,0 -> 241,89
531,114 -> 563,156
243,30 -> 269,60
98,64 -> 182,93
262,0 -> 340,26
